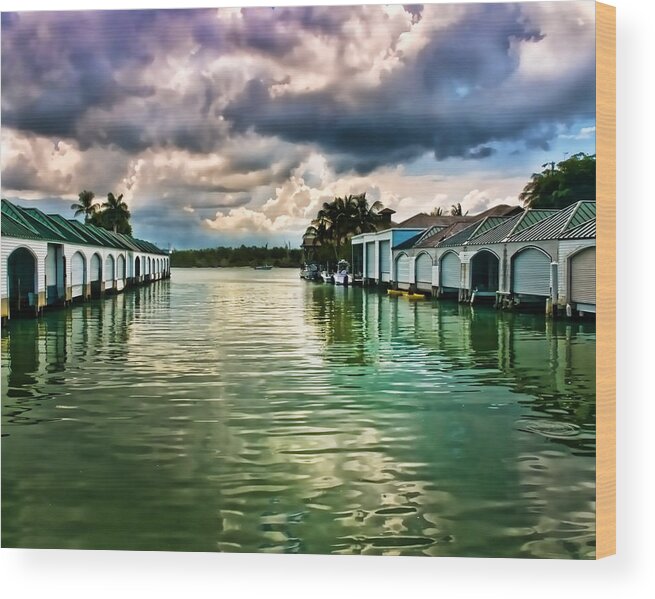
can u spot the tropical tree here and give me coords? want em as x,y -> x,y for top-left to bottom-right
430,206 -> 444,216
348,193 -> 384,235
450,202 -> 468,216
519,153 -> 596,209
303,193 -> 384,261
99,192 -> 132,234
71,190 -> 98,223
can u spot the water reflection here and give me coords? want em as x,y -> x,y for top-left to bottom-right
2,270 -> 595,558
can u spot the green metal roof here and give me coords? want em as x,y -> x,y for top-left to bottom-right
1,211 -> 43,240
507,201 -> 596,243
1,198 -> 167,254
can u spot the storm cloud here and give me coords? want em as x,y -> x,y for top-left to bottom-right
1,3 -> 597,248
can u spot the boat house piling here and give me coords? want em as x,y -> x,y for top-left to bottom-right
1,199 -> 170,322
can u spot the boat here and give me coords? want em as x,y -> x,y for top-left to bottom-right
333,260 -> 350,286
254,265 -> 273,270
320,270 -> 334,284
387,289 -> 404,296
300,263 -> 321,281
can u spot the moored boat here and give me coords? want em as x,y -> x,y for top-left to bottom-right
254,265 -> 273,270
300,262 -> 321,281
333,260 -> 350,286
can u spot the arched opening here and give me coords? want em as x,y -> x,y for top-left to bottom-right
135,256 -> 141,280
439,252 -> 460,290
71,251 -> 86,300
104,255 -> 115,282
470,250 -> 500,294
147,257 -> 152,280
117,255 -> 126,278
395,253 -> 410,290
45,243 -> 65,305
415,252 -> 433,292
7,247 -> 37,316
90,253 -> 103,297
511,247 -> 551,298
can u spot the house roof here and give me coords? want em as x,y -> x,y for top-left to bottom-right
1,198 -> 168,254
507,201 -> 596,242
559,218 -> 596,239
396,213 -> 476,229
465,209 -> 557,246
437,221 -> 487,247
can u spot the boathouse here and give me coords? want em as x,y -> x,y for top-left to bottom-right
387,200 -> 596,316
1,199 -> 170,320
388,205 -> 522,294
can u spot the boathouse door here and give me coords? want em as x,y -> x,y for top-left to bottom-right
365,243 -> 375,279
440,252 -> 460,289
90,254 -> 102,297
71,252 -> 86,299
512,248 -> 550,297
395,254 -> 410,289
379,240 -> 391,282
570,247 -> 596,309
415,253 -> 433,291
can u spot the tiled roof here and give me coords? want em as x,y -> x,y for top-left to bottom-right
396,213 -> 476,229
1,199 -> 168,254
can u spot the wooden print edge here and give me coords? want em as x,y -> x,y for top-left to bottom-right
595,1 -> 616,560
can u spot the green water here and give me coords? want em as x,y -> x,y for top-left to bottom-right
1,268 -> 596,558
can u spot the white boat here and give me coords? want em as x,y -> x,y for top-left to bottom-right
333,260 -> 350,286
300,263 -> 321,281
320,270 -> 334,284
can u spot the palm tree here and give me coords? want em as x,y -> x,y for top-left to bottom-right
102,192 -> 131,234
430,206 -> 444,216
71,190 -> 97,223
450,202 -> 468,216
304,193 -> 387,262
347,193 -> 383,235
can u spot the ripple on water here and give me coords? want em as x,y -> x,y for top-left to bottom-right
1,268 -> 596,558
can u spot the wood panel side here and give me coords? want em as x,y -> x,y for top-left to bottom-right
595,1 -> 616,560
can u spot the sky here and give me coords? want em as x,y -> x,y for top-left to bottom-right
0,2 -> 596,250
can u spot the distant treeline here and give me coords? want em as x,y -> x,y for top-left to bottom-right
171,246 -> 303,268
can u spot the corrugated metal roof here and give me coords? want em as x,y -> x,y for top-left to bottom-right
466,209 -> 556,245
413,221 -> 471,248
1,199 -> 167,254
507,201 -> 596,242
565,201 -> 596,230
559,218 -> 596,239
466,213 -> 523,245
437,221 -> 485,247
1,212 -> 44,240
513,209 -> 559,233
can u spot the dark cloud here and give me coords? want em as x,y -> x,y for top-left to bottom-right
223,3 -> 594,173
1,157 -> 40,191
2,2 -> 596,203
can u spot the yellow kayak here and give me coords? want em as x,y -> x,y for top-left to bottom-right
404,293 -> 426,300
387,289 -> 404,296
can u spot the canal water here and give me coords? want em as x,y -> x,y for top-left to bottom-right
1,268 -> 596,558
